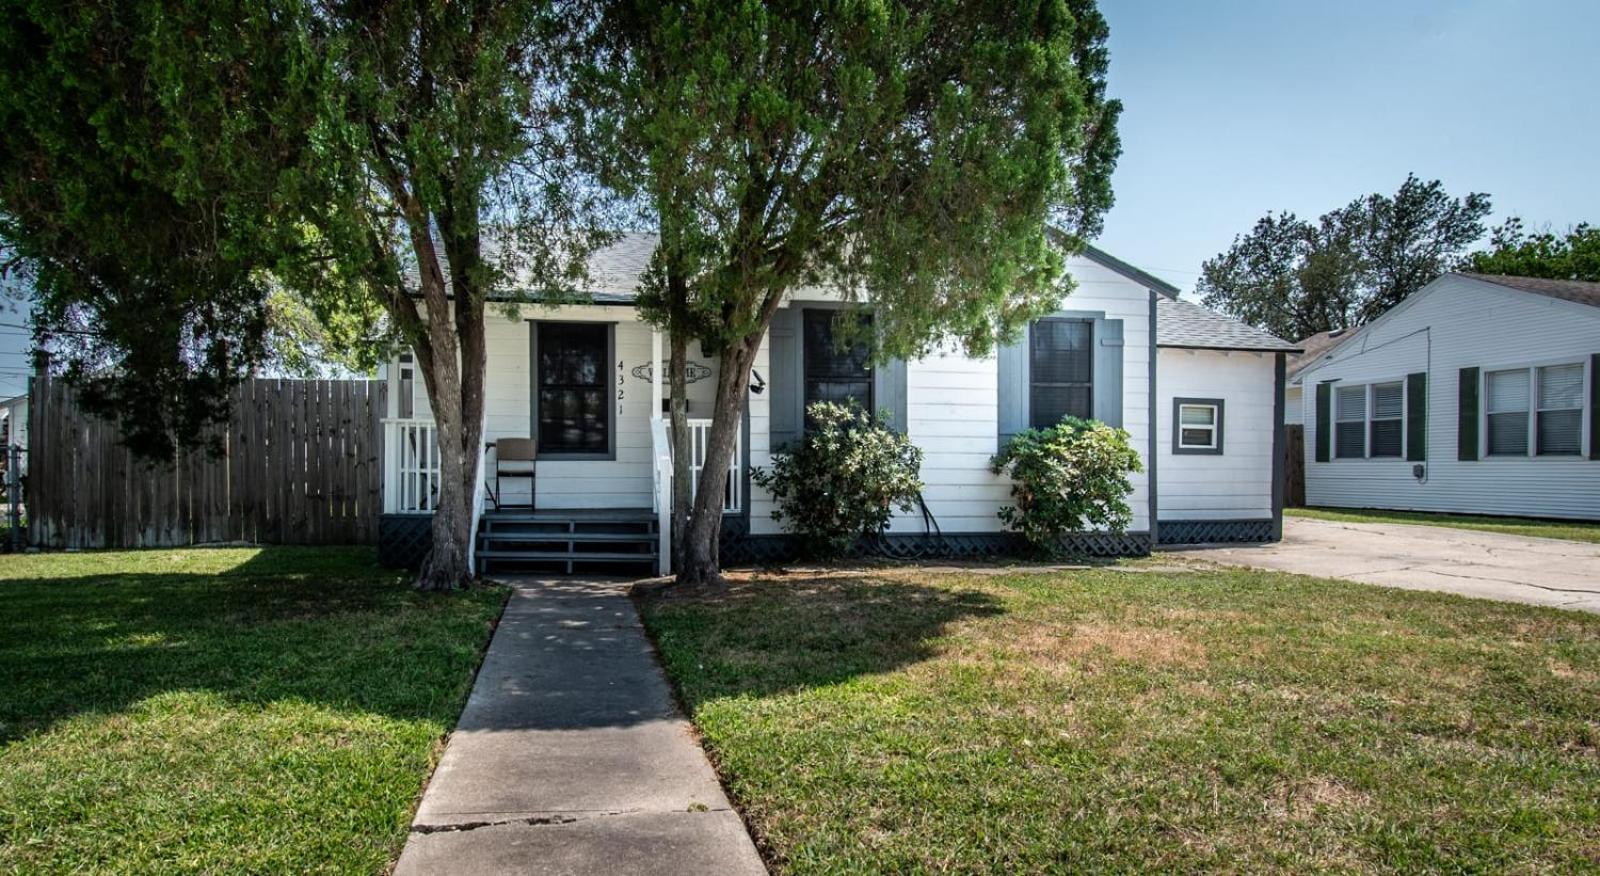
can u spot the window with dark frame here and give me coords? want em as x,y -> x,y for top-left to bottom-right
1177,403 -> 1219,450
536,322 -> 610,455
1028,318 -> 1093,429
803,310 -> 873,416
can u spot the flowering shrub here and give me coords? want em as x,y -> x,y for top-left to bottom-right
989,416 -> 1141,554
752,401 -> 923,558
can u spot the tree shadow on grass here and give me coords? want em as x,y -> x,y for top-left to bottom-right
638,571 -> 1006,704
0,546 -> 504,744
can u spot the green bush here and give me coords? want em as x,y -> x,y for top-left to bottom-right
989,416 -> 1142,554
753,401 -> 924,558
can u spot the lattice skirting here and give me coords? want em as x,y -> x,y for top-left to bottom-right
1156,518 -> 1276,546
378,514 -> 435,569
719,530 -> 1153,566
382,512 -> 1155,571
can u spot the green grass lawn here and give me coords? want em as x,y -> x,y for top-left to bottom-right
1289,506 -> 1600,544
0,547 -> 506,874
640,565 -> 1600,873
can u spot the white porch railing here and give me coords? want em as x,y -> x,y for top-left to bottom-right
383,419 -> 440,513
688,417 -> 741,514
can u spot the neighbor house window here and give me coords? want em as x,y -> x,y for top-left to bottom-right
1483,362 -> 1586,457
1335,385 -> 1366,458
1369,382 -> 1404,457
1485,368 -> 1531,456
1029,318 -> 1093,429
397,352 -> 415,419
1173,398 -> 1224,454
1536,363 -> 1584,455
535,322 -> 612,456
803,310 -> 873,414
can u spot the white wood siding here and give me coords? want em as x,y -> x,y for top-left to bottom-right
747,255 -> 1153,535
1283,385 -> 1303,426
1301,274 -> 1600,520
1156,348 -> 1276,521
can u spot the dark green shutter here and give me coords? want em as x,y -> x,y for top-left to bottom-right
1405,372 -> 1427,461
768,307 -> 802,450
1314,382 -> 1332,462
1458,366 -> 1479,461
1590,354 -> 1599,460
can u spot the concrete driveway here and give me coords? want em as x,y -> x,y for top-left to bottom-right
1179,517 -> 1600,614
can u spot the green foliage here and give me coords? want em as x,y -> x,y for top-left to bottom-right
0,1 -> 324,456
577,0 -> 1121,361
989,416 -> 1141,553
752,402 -> 923,558
1198,175 -> 1492,340
1465,219 -> 1600,282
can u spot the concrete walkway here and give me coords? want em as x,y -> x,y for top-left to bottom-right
1180,517 -> 1600,614
395,579 -> 766,876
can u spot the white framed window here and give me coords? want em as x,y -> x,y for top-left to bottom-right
1172,398 -> 1224,454
1484,361 -> 1587,458
1537,363 -> 1584,456
1335,385 -> 1366,458
1369,382 -> 1404,458
1332,380 -> 1407,459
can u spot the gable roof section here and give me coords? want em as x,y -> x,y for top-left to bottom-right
1287,326 -> 1360,380
1079,244 -> 1181,298
1463,273 -> 1600,310
1155,297 -> 1300,353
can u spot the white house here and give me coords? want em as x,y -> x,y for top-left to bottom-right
376,235 -> 1298,574
1297,273 -> 1600,521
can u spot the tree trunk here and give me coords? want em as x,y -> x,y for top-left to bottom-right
677,340 -> 754,587
668,330 -> 691,571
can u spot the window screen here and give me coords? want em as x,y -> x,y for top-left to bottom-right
1537,363 -> 1584,456
1335,385 -> 1365,458
1369,382 -> 1404,457
803,310 -> 873,414
1029,318 -> 1093,429
1178,404 -> 1218,449
1485,368 -> 1530,456
537,323 -> 610,454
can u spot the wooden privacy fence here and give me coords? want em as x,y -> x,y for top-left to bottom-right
1283,424 -> 1305,508
28,375 -> 387,549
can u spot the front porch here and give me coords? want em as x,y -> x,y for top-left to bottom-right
378,317 -> 745,575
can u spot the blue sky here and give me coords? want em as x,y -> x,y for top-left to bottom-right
1093,0 -> 1600,296
1,1 -> 1595,398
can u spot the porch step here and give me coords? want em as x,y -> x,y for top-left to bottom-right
475,508 -> 658,576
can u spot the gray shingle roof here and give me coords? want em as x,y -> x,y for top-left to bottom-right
1155,298 -> 1300,352
1287,326 -> 1360,379
1463,273 -> 1600,310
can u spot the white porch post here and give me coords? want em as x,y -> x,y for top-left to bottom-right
651,328 -> 670,576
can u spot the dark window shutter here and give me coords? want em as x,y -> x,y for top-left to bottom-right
1405,372 -> 1427,461
1458,366 -> 1480,461
768,308 -> 802,450
996,331 -> 1028,444
1590,354 -> 1600,460
1314,382 -> 1332,462
874,357 -> 908,433
1092,318 -> 1124,429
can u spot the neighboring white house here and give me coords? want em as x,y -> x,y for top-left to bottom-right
1284,327 -> 1360,426
0,393 -> 26,473
376,235 -> 1298,573
1297,273 -> 1600,521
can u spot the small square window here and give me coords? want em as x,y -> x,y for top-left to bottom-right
1172,398 -> 1224,454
